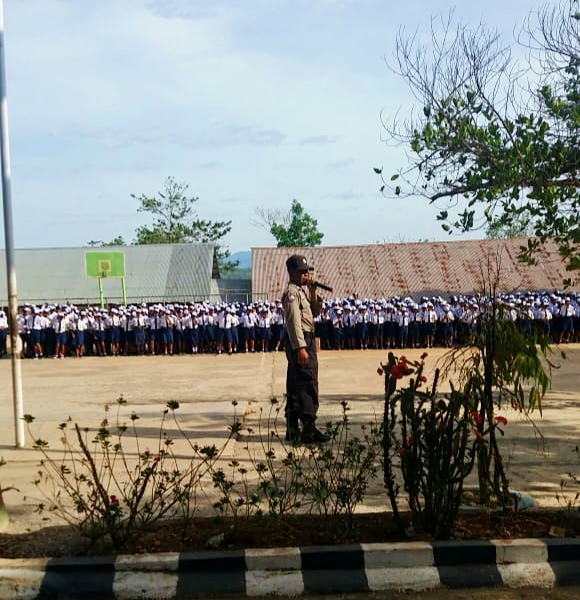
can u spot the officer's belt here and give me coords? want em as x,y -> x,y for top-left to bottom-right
303,331 -> 314,340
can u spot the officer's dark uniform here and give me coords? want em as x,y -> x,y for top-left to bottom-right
282,255 -> 324,442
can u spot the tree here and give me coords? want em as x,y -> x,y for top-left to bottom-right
86,236 -> 127,247
485,212 -> 536,239
255,199 -> 324,247
378,1 -> 580,270
131,177 -> 236,270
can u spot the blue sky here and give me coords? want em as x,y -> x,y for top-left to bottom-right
3,0 -> 537,252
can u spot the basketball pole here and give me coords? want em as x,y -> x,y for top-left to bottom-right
0,0 -> 25,448
98,276 -> 104,308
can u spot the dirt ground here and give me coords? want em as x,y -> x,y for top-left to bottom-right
1,345 -> 579,534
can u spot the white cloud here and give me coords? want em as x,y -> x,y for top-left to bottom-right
0,0 -> 538,253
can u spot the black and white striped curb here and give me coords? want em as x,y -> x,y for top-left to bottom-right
0,539 -> 579,599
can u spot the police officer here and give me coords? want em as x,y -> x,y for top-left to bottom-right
282,254 -> 327,443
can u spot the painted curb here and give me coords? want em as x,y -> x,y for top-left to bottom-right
0,539 -> 579,599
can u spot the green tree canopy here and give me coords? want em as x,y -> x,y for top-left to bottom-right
485,212 -> 536,240
378,0 -> 580,270
86,236 -> 127,247
131,177 -> 235,269
256,199 -> 324,247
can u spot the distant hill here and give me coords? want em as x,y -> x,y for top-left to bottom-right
227,251 -> 252,269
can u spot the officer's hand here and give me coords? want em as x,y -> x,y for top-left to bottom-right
297,347 -> 309,365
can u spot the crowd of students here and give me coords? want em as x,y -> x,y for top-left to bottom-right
0,290 -> 577,359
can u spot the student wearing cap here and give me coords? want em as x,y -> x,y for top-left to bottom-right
43,307 -> 56,358
30,307 -> 45,359
357,305 -> 370,350
397,306 -> 410,349
133,309 -> 148,355
559,297 -> 575,344
257,306 -> 272,352
331,307 -> 344,350
231,308 -> 240,353
282,254 -> 327,444
148,307 -> 160,355
93,312 -> 107,356
440,304 -> 455,348
108,308 -> 121,357
344,305 -> 357,349
271,305 -> 285,352
76,311 -> 89,357
241,306 -> 258,353
0,309 -> 7,357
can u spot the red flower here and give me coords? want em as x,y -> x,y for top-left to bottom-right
390,365 -> 404,380
470,410 -> 484,427
377,367 -> 384,376
421,352 -> 428,360
407,435 -> 414,446
419,376 -> 427,383
154,456 -> 161,463
110,495 -> 120,506
399,447 -> 407,457
400,356 -> 408,364
494,416 -> 508,426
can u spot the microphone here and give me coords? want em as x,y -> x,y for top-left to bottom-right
311,281 -> 333,293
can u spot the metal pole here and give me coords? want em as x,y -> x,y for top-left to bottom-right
121,276 -> 126,305
0,0 -> 24,448
98,277 -> 104,308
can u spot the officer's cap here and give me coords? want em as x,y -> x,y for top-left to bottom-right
286,254 -> 313,272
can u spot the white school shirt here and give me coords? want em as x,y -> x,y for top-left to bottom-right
441,309 -> 455,323
536,308 -> 552,321
93,318 -> 106,331
67,315 -> 78,331
30,314 -> 43,330
397,312 -> 410,327
561,304 -> 575,317
424,309 -> 438,324
18,314 -> 28,333
54,316 -> 68,334
258,314 -> 271,328
504,308 -> 517,322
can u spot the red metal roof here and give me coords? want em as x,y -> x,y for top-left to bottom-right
251,238 -> 578,300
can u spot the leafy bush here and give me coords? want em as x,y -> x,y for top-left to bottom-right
381,352 -> 478,538
300,401 -> 381,532
211,399 -> 381,536
24,397 -> 237,549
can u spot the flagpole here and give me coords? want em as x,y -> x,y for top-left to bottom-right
0,0 -> 25,448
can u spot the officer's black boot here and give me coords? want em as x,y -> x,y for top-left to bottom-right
301,417 -> 328,444
285,414 -> 301,442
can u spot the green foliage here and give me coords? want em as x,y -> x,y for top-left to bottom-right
300,401 -> 381,532
486,212 -> 536,240
384,1 -> 580,269
86,236 -> 127,247
556,446 -> 580,511
131,176 -> 236,271
269,200 -> 324,247
206,398 -> 381,538
27,396 -> 235,549
440,298 -> 554,505
380,353 -> 477,538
